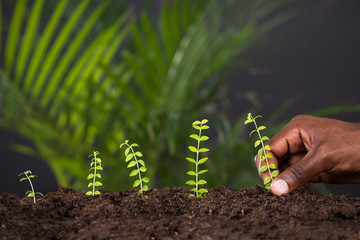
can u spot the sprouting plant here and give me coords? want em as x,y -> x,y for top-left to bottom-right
185,119 -> 210,197
245,113 -> 279,189
86,151 -> 103,196
120,140 -> 149,197
18,170 -> 43,203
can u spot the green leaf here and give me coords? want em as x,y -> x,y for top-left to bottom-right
185,180 -> 196,185
258,126 -> 266,131
90,161 -> 95,167
250,129 -> 257,137
193,125 -> 201,130
192,120 -> 201,125
201,119 -> 208,124
96,166 -> 103,170
138,160 -> 145,166
198,148 -> 209,152
269,164 -> 277,169
139,166 -> 147,172
142,185 -> 149,191
271,170 -> 279,178
133,179 -> 140,187
264,145 -> 271,151
244,119 -> 252,124
186,171 -> 196,176
127,161 -> 136,168
254,140 -> 261,148
19,177 -> 27,182
266,153 -> 273,159
189,134 -> 199,140
189,194 -> 195,197
94,191 -> 101,195
94,181 -> 102,187
262,136 -> 270,141
88,182 -> 93,187
264,184 -> 271,190
86,191 -> 93,196
126,153 -> 134,162
188,146 -> 198,152
198,188 -> 208,194
142,177 -> 150,183
27,192 -> 35,197
259,165 -> 268,172
95,158 -> 102,163
264,176 -> 271,185
198,170 -> 208,175
87,174 -> 94,180
36,192 -> 43,197
200,136 -> 209,141
96,173 -> 101,178
26,191 -> 32,195
186,157 -> 196,163
129,169 -> 138,177
125,140 -> 129,144
198,157 -> 208,164
135,151 -> 143,157
131,143 -> 139,147
198,180 -> 207,185
119,143 -> 126,148
258,149 -> 263,158
125,147 -> 130,156
200,125 -> 209,130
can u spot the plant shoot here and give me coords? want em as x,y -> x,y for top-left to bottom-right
86,151 -> 103,196
120,140 -> 150,196
186,119 -> 210,197
245,113 -> 279,189
18,170 -> 43,203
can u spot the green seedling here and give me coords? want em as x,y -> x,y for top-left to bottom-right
245,113 -> 279,189
185,119 -> 210,197
86,151 -> 103,196
120,140 -> 149,197
18,170 -> 43,203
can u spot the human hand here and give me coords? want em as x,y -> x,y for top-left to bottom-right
255,115 -> 360,196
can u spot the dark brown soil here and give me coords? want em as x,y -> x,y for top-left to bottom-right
1,186 -> 360,240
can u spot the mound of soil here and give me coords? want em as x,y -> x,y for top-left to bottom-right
1,186 -> 360,239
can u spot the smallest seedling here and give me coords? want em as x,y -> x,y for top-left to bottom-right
86,151 -> 103,196
19,170 -> 43,203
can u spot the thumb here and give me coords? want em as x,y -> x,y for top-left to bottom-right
270,150 -> 322,196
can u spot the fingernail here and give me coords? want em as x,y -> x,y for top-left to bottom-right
271,179 -> 288,195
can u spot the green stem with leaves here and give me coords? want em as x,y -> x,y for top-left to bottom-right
19,170 -> 43,203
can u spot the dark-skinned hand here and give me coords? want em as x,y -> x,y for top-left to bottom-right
255,115 -> 360,196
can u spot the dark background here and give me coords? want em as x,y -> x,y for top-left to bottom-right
1,0 -> 360,196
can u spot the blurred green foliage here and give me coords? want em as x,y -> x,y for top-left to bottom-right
1,0 -> 359,192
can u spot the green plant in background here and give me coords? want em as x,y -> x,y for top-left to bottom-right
186,119 -> 209,197
0,0 -> 325,192
18,170 -> 43,203
120,140 -> 149,196
245,113 -> 279,189
86,151 -> 103,196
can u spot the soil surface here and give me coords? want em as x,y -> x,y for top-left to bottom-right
1,186 -> 360,239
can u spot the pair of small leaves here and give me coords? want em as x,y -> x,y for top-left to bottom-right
89,165 -> 103,171
129,167 -> 147,177
87,173 -> 101,180
244,113 -> 262,124
254,136 -> 270,148
25,191 -> 43,197
259,164 -> 277,172
138,185 -> 149,193
133,177 -> 150,187
127,159 -> 145,168
189,188 -> 208,197
185,179 -> 207,186
125,152 -> 143,162
185,157 -> 208,164
188,146 -> 209,153
86,190 -> 100,196
88,181 -> 102,187
189,134 -> 209,141
187,170 -> 208,176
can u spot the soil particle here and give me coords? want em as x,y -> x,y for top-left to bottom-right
1,186 -> 360,239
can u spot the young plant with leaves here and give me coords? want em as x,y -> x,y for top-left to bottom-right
186,119 -> 210,197
120,140 -> 150,196
86,151 -> 103,196
245,113 -> 279,189
18,170 -> 43,203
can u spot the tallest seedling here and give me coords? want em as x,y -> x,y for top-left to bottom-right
245,113 -> 279,189
186,119 -> 210,197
